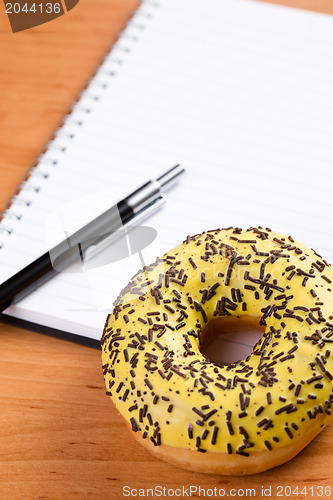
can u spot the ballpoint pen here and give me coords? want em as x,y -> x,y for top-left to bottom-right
0,164 -> 185,311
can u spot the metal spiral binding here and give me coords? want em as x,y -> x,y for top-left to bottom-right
0,0 -> 160,251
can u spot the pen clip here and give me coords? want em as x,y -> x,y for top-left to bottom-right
127,193 -> 167,227
82,194 -> 166,268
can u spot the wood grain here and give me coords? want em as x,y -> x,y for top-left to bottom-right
0,1 -> 333,498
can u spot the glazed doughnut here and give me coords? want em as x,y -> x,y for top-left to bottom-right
101,227 -> 333,475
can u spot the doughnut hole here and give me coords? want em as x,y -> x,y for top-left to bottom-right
199,316 -> 265,365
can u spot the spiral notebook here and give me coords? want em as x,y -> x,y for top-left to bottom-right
1,0 -> 333,345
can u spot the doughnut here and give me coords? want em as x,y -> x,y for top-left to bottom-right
101,227 -> 333,475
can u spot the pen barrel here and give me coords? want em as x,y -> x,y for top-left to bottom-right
0,252 -> 56,310
0,201 -> 134,311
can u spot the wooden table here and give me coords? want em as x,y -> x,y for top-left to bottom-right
1,1 -> 333,498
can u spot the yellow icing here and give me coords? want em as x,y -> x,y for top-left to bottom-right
101,227 -> 333,460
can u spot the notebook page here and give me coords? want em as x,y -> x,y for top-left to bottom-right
2,0 -> 333,341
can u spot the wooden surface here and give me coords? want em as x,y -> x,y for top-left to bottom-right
1,1 -> 333,498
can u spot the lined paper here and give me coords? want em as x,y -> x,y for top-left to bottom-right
1,0 -> 333,340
